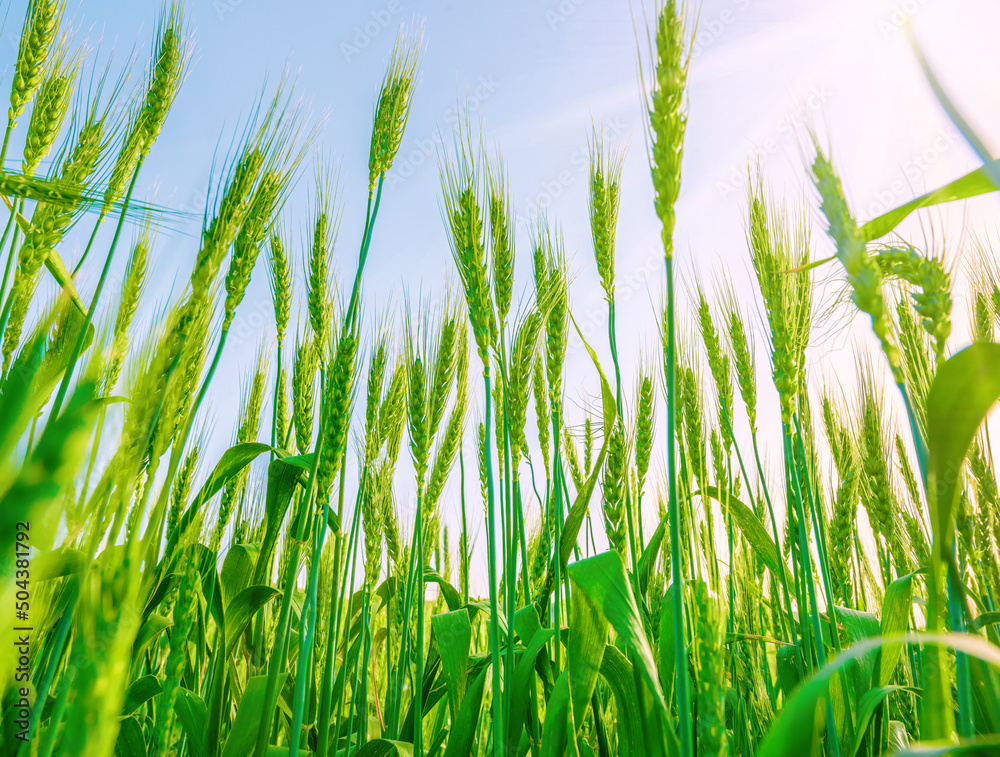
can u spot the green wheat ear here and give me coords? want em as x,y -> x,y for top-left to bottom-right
224,168 -> 286,330
2,91 -> 106,372
306,167 -> 339,349
634,372 -> 655,494
104,228 -> 151,394
442,127 -> 496,371
317,321 -> 359,503
214,348 -> 268,549
136,2 -> 191,158
601,420 -> 628,557
695,281 -> 733,455
507,309 -> 542,463
368,25 -> 422,195
532,350 -> 551,479
292,329 -> 319,455
534,222 -> 568,418
644,0 -> 690,260
589,127 -> 624,301
691,580 -> 728,757
486,151 -> 514,332
22,48 -> 79,178
267,228 -> 292,347
7,0 -> 65,132
811,140 -> 901,383
747,167 -> 811,425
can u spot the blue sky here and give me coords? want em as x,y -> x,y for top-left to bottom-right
4,0 -> 999,566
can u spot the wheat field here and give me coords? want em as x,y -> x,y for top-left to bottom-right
2,1 -> 1000,756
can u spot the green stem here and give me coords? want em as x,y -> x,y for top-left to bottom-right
252,437 -> 324,757
414,488 -> 425,757
460,450 -> 469,604
335,474 -> 364,748
551,409 -> 564,675
318,460 -> 360,756
0,206 -> 18,304
482,370 -> 503,757
782,422 -> 840,757
271,342 -> 283,452
0,202 -> 26,362
354,580 -> 375,754
71,210 -> 107,276
749,431 -> 799,656
0,123 -> 13,167
386,472 -> 423,739
664,258 -> 692,757
345,176 -> 384,330
49,162 -> 142,421
289,483 -> 330,757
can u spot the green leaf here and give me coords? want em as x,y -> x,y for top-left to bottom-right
568,563 -> 610,735
568,552 -> 671,751
442,664 -> 488,757
355,739 -> 415,757
776,644 -> 803,700
851,685 -> 918,757
860,160 -> 1000,242
0,382 -> 100,555
0,194 -> 92,318
252,454 -> 310,586
195,442 -> 276,504
886,735 -> 1000,756
222,673 -> 288,757
637,515 -> 666,595
121,674 -> 162,717
540,672 -> 571,757
757,633 -> 1000,757
600,645 -> 645,757
507,628 -> 556,748
221,544 -> 259,605
0,327 -> 46,460
926,343 -> 1000,560
431,609 -> 472,718
658,583 -> 677,703
973,612 -> 1000,631
908,37 -> 1000,190
164,443 -> 288,564
570,311 -> 617,439
34,547 -> 87,580
133,614 -> 172,660
169,442 -> 277,553
114,715 -> 147,757
423,569 -> 464,612
831,605 -> 881,696
701,487 -> 793,587
725,632 -> 794,647
174,688 -> 209,757
224,585 -> 281,658
876,571 -> 918,688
